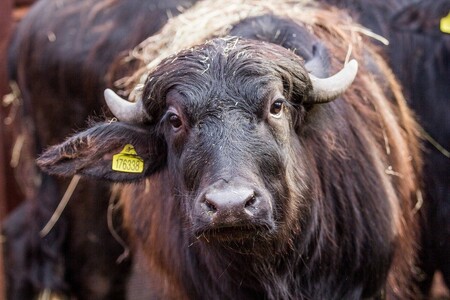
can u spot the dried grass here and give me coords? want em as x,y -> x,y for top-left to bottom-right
40,175 -> 81,237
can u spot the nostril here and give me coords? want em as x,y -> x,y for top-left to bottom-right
244,194 -> 257,208
204,199 -> 217,213
202,187 -> 258,215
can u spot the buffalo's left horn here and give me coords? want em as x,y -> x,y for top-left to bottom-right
104,89 -> 149,123
306,59 -> 358,104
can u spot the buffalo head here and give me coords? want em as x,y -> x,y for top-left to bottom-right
38,37 -> 357,245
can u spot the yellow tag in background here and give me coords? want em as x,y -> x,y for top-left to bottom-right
112,144 -> 144,173
440,12 -> 450,34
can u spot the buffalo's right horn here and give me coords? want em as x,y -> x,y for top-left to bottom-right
306,59 -> 358,104
104,89 -> 149,123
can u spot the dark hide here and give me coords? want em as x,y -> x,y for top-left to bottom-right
324,0 -> 450,295
37,9 -> 422,298
322,0 -> 411,38
3,175 -> 67,299
389,0 -> 450,294
4,0 -> 196,298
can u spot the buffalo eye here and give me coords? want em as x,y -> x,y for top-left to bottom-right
270,99 -> 285,118
169,113 -> 182,130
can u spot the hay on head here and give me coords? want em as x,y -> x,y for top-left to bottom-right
111,0 -> 385,99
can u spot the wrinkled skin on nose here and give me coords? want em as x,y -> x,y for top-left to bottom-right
204,184 -> 257,218
193,178 -> 274,240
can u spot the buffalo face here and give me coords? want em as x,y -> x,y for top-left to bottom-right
145,39 -> 315,243
162,87 -> 290,242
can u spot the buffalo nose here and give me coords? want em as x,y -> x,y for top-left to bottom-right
203,186 -> 258,217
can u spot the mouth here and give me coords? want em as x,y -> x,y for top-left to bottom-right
195,224 -> 273,242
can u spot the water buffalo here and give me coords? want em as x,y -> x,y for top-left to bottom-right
37,1 -> 423,298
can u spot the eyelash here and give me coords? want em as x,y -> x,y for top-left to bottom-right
168,113 -> 182,129
270,99 -> 285,118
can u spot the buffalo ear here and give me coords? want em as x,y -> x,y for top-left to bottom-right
37,122 -> 166,182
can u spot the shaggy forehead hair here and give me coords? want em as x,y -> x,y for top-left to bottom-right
142,37 -> 312,120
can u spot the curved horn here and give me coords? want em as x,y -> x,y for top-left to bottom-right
104,89 -> 149,123
306,59 -> 358,104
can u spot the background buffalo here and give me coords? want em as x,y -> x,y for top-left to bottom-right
325,0 -> 450,296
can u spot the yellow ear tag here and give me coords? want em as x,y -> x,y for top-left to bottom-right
440,12 -> 450,34
112,144 -> 144,173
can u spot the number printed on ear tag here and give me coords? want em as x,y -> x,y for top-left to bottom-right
112,144 -> 144,173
